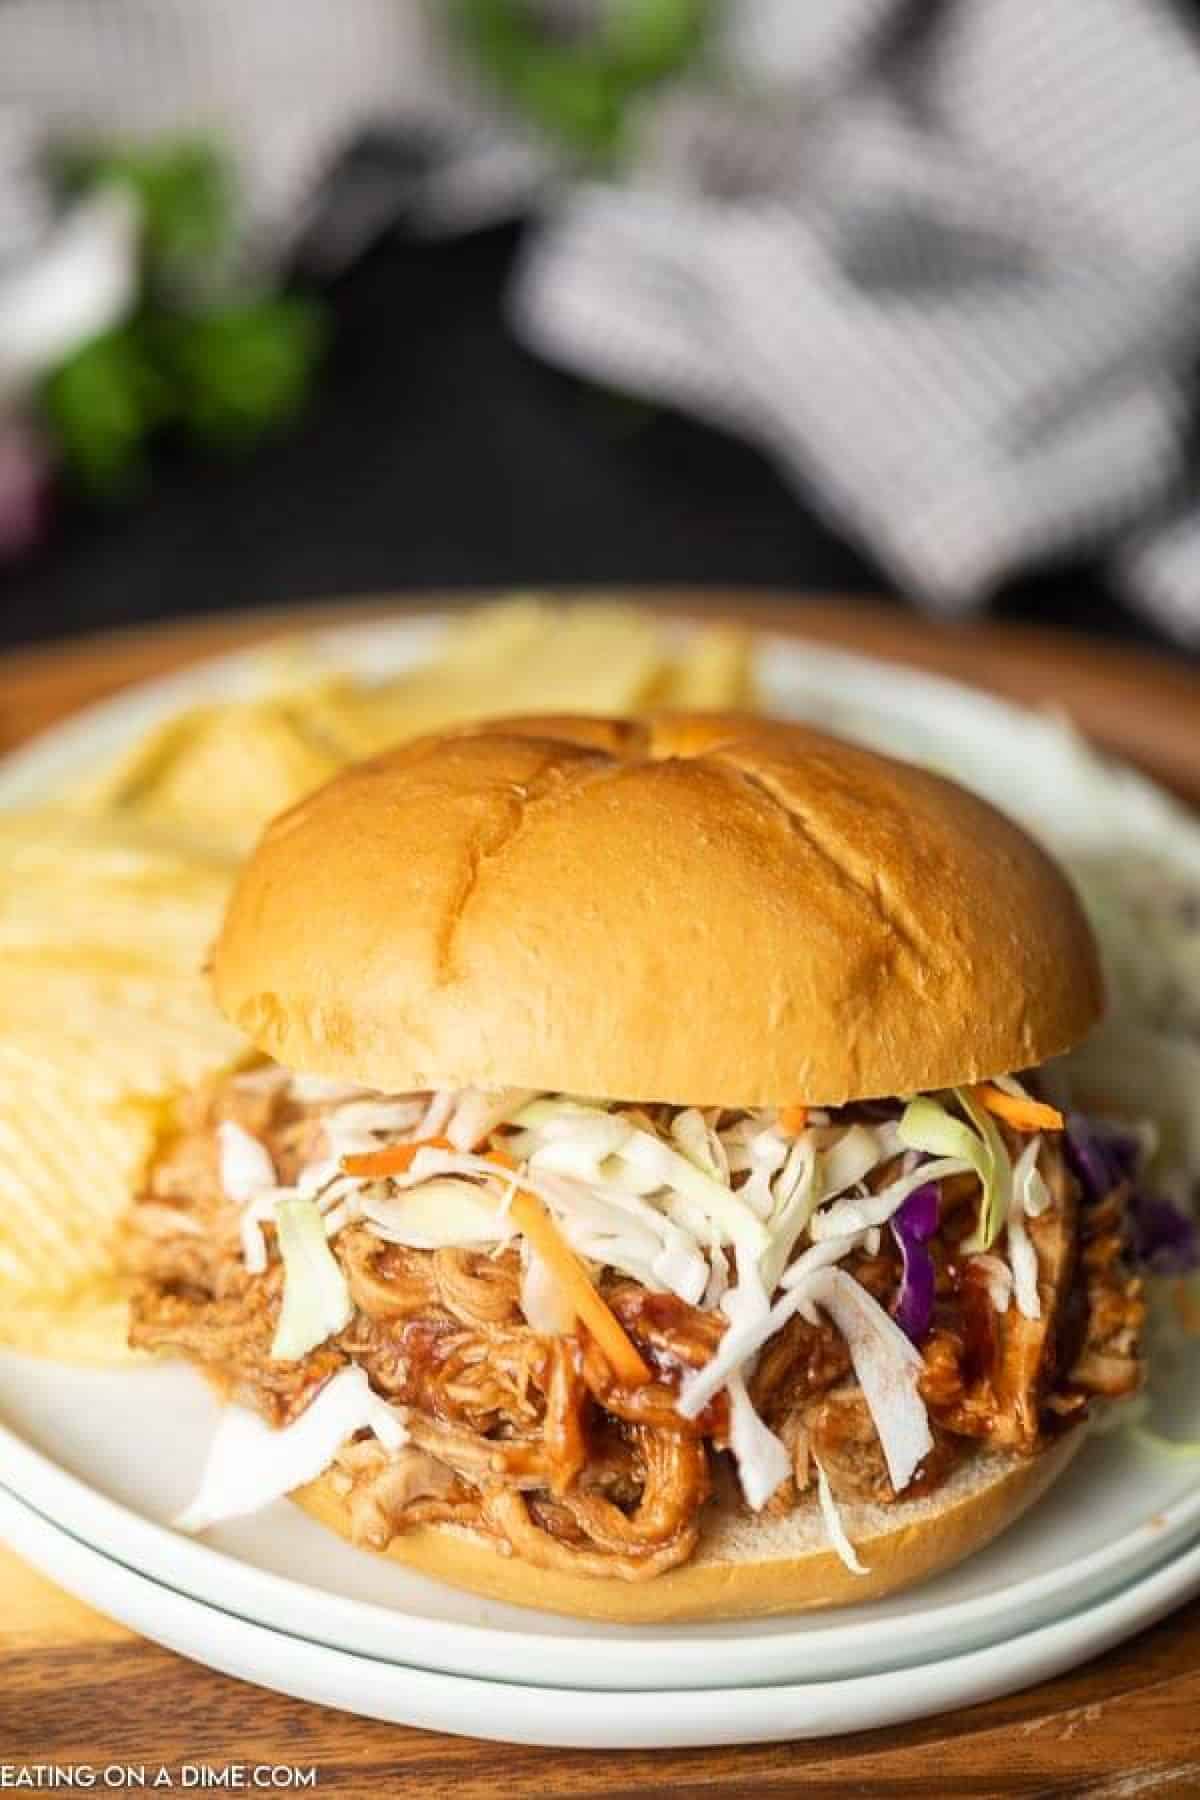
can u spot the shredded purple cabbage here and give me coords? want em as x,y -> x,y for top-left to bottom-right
1065,1113 -> 1140,1201
891,1182 -> 939,1342
1130,1188 -> 1200,1276
1067,1113 -> 1199,1276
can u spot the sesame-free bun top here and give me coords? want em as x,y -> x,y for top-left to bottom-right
211,712 -> 1104,1106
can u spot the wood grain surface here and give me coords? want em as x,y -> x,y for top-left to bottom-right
2,591 -> 1199,1796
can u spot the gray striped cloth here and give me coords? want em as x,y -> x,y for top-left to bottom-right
511,0 -> 1200,641
4,0 -> 1200,640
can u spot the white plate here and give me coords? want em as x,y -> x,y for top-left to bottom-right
2,612 -> 1200,1698
4,1351 -> 1200,1692
4,1477 -> 1200,1748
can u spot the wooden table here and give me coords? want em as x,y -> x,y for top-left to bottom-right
3,593 -> 1200,1796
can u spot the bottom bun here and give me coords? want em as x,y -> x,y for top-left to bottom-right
291,1431 -> 1083,1623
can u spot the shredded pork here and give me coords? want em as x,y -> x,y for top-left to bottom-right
124,1073 -> 1146,1578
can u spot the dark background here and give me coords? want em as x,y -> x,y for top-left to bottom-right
0,222 -> 1174,654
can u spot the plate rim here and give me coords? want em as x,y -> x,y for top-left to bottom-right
4,1476 -> 1200,1747
3,1388 -> 1198,1689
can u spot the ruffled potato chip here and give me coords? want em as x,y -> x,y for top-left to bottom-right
0,1278 -> 147,1366
0,1050 -> 159,1306
69,599 -> 754,853
0,810 -> 243,1357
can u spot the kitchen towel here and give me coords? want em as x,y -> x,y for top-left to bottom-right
5,0 -> 1200,638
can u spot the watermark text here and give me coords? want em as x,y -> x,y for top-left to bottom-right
1,1770 -> 318,1790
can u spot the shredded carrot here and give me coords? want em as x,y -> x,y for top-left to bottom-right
778,1104 -> 809,1135
341,1134 -> 453,1178
969,1084 -> 1064,1134
342,1133 -> 651,1383
485,1148 -> 652,1387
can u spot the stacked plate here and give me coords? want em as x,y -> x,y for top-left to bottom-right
4,1351 -> 1200,1745
2,619 -> 1199,1747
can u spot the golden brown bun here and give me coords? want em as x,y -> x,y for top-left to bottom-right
291,1432 -> 1083,1623
212,712 -> 1103,1106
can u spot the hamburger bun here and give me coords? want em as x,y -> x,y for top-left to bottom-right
292,1432 -> 1083,1622
213,711 -> 1103,1106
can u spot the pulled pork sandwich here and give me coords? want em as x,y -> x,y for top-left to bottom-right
126,713 -> 1145,1621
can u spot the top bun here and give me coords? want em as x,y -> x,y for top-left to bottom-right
211,712 -> 1103,1106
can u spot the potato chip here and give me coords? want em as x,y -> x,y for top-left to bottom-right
0,811 -> 245,1359
68,706 -> 220,816
0,1278 -> 147,1366
69,598 -> 755,853
0,808 -> 236,973
0,1048 -> 158,1305
0,966 -> 245,1104
297,601 -> 664,759
653,623 -> 754,708
126,706 -> 340,853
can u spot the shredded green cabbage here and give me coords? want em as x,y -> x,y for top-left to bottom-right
957,1087 -> 1013,1252
361,1176 -> 512,1248
818,1124 -> 892,1200
271,1196 -> 353,1361
897,1093 -> 1012,1253
757,1141 -> 819,1296
670,1107 -> 729,1184
620,1129 -> 768,1256
514,1097 -> 610,1129
514,1095 -> 767,1256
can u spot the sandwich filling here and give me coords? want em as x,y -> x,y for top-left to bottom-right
125,1069 -> 1149,1577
